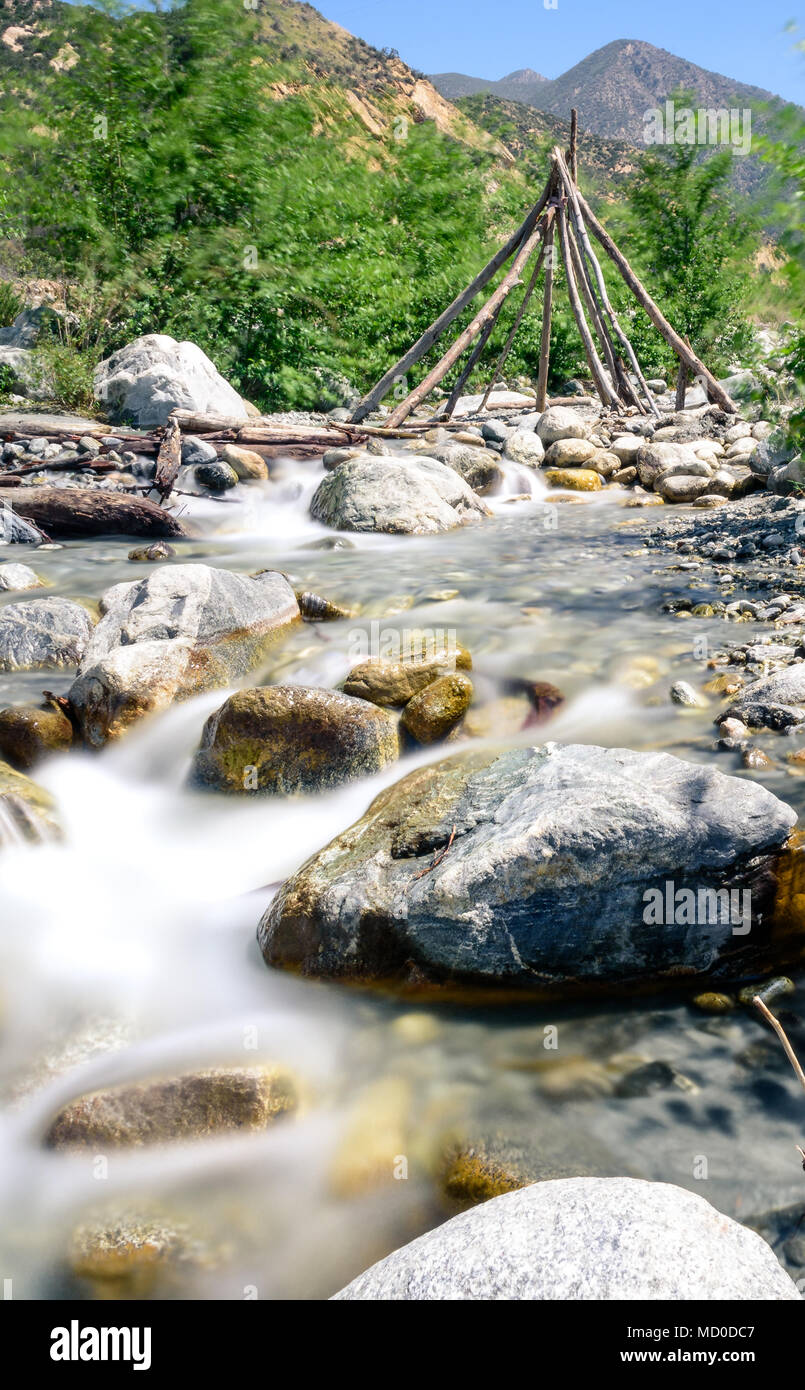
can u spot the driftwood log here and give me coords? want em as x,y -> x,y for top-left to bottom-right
153,417 -> 182,504
0,488 -> 187,539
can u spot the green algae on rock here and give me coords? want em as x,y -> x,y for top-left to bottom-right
191,685 -> 400,795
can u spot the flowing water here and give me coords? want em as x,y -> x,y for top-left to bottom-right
2,452 -> 805,1299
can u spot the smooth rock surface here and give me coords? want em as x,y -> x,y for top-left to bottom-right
333,1178 -> 800,1300
69,565 -> 300,745
0,597 -> 94,672
310,455 -> 490,535
93,334 -> 249,429
260,743 -> 796,991
191,685 -> 400,794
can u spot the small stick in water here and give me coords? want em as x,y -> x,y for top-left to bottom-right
753,995 -> 805,1167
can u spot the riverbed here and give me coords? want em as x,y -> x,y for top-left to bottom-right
2,452 -> 804,1299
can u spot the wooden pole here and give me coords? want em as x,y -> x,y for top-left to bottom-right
349,176 -> 555,423
535,217 -> 555,413
567,222 -> 623,406
569,108 -> 578,185
439,294 -> 509,419
573,185 -> 737,414
480,210 -> 554,412
553,149 -> 659,418
384,215 -> 550,429
556,202 -> 620,409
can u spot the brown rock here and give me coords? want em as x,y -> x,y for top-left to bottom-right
401,672 -> 474,744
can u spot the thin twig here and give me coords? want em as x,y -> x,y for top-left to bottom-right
407,824 -> 457,890
753,995 -> 805,1091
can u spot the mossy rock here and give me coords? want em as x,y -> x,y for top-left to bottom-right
0,758 -> 60,844
344,646 -> 471,708
544,468 -> 602,492
0,703 -> 73,771
191,685 -> 400,795
401,673 -> 474,744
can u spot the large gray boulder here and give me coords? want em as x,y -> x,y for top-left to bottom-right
191,685 -> 400,795
69,565 -> 300,745
729,662 -> 805,718
93,334 -> 249,429
333,1178 -> 800,1300
260,743 -> 796,992
309,454 -> 491,535
0,306 -> 56,348
0,346 -> 50,400
0,597 -> 94,672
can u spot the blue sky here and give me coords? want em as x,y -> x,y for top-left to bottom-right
318,0 -> 805,104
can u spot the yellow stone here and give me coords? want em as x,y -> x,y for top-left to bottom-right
544,468 -> 602,492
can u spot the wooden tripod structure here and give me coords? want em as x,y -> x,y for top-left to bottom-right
349,114 -> 736,426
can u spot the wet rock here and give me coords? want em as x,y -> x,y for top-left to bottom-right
543,439 -> 597,468
726,662 -> 805,716
260,743 -> 796,992
0,759 -> 59,844
46,1066 -> 297,1149
296,591 -> 354,621
439,1121 -> 621,1209
194,459 -> 238,491
0,597 -> 94,672
0,562 -> 43,592
424,442 -> 503,494
743,747 -> 773,770
69,565 -> 300,745
0,703 -> 73,770
536,407 -> 589,445
401,672 -> 474,744
322,447 -> 359,470
180,435 -> 217,467
191,685 -> 400,794
612,465 -> 637,486
333,1178 -> 799,1300
691,991 -> 735,1013
670,680 -> 701,707
93,334 -> 249,429
544,468 -> 601,492
220,443 -> 269,481
737,975 -> 794,1007
344,648 -> 471,707
614,1061 -> 693,1097
310,455 -> 491,535
127,541 -> 176,562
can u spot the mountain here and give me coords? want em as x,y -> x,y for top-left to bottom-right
431,39 -> 794,201
430,40 -> 782,142
432,66 -> 548,105
532,39 -> 779,143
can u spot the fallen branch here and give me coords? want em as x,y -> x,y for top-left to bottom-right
754,995 -> 805,1169
408,824 -> 457,888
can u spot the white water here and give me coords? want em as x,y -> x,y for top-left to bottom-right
2,448 -> 805,1298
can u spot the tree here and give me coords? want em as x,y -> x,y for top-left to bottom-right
614,96 -> 756,378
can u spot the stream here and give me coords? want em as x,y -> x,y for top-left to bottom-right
2,450 -> 805,1299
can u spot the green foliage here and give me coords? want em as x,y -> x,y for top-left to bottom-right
0,0 -> 549,410
611,96 -> 757,378
0,282 -> 22,327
